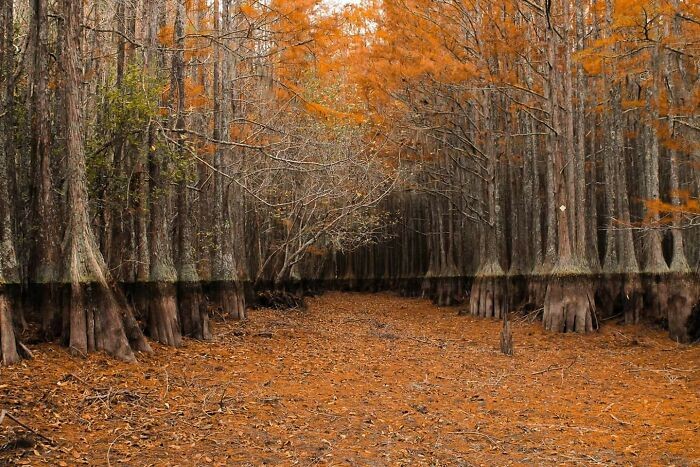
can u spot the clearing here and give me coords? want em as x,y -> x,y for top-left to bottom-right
1,292 -> 699,465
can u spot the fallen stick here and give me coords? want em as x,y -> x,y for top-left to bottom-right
532,356 -> 578,375
609,413 -> 632,426
0,409 -> 55,445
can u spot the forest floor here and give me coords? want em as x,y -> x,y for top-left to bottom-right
1,292 -> 699,466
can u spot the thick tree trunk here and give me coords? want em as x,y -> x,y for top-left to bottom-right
147,150 -> 181,347
141,0 -> 180,347
211,0 -> 246,320
542,0 -> 595,333
59,0 -> 150,361
0,0 -> 22,366
643,43 -> 669,274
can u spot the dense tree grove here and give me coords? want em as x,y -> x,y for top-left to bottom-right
0,0 -> 698,363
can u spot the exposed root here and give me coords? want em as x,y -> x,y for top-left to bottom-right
665,276 -> 699,343
211,281 -> 246,320
543,276 -> 596,333
177,282 -> 211,340
63,282 -> 152,362
434,277 -> 463,307
469,274 -> 508,319
147,282 -> 182,347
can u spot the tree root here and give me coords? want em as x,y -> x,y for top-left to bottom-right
211,281 -> 246,320
543,276 -> 596,333
64,282 -> 152,362
469,275 -> 508,319
178,282 -> 211,340
147,282 -> 182,347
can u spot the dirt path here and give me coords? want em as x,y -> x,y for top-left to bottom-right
1,292 -> 699,465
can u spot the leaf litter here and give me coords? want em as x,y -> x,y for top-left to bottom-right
0,292 -> 698,465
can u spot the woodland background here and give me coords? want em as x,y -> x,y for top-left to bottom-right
0,0 -> 699,364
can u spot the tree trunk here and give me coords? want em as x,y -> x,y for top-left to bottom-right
211,0 -> 246,320
543,0 -> 595,333
29,0 -> 62,339
470,90 -> 507,319
0,0 -> 22,366
59,0 -> 150,361
173,0 -> 210,340
142,0 -> 180,347
642,42 -> 668,274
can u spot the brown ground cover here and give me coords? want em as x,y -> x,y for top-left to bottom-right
1,292 -> 699,466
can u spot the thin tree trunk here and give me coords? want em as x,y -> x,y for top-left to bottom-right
30,0 -> 62,339
211,0 -> 245,320
174,0 -> 210,340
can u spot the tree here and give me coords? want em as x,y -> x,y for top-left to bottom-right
0,0 -> 23,365
59,0 -> 151,361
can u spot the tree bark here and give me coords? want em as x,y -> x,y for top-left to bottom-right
470,90 -> 507,320
543,0 -> 595,333
29,0 -> 62,339
0,0 -> 21,365
59,0 -> 150,361
173,0 -> 210,340
211,0 -> 246,320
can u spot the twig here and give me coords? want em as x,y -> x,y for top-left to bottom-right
0,410 -> 55,445
628,365 -> 697,374
16,341 -> 34,359
306,409 -> 345,420
532,356 -> 578,375
514,307 -> 543,323
106,429 -> 130,467
609,413 -> 632,426
164,367 -> 170,400
68,373 -> 90,385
